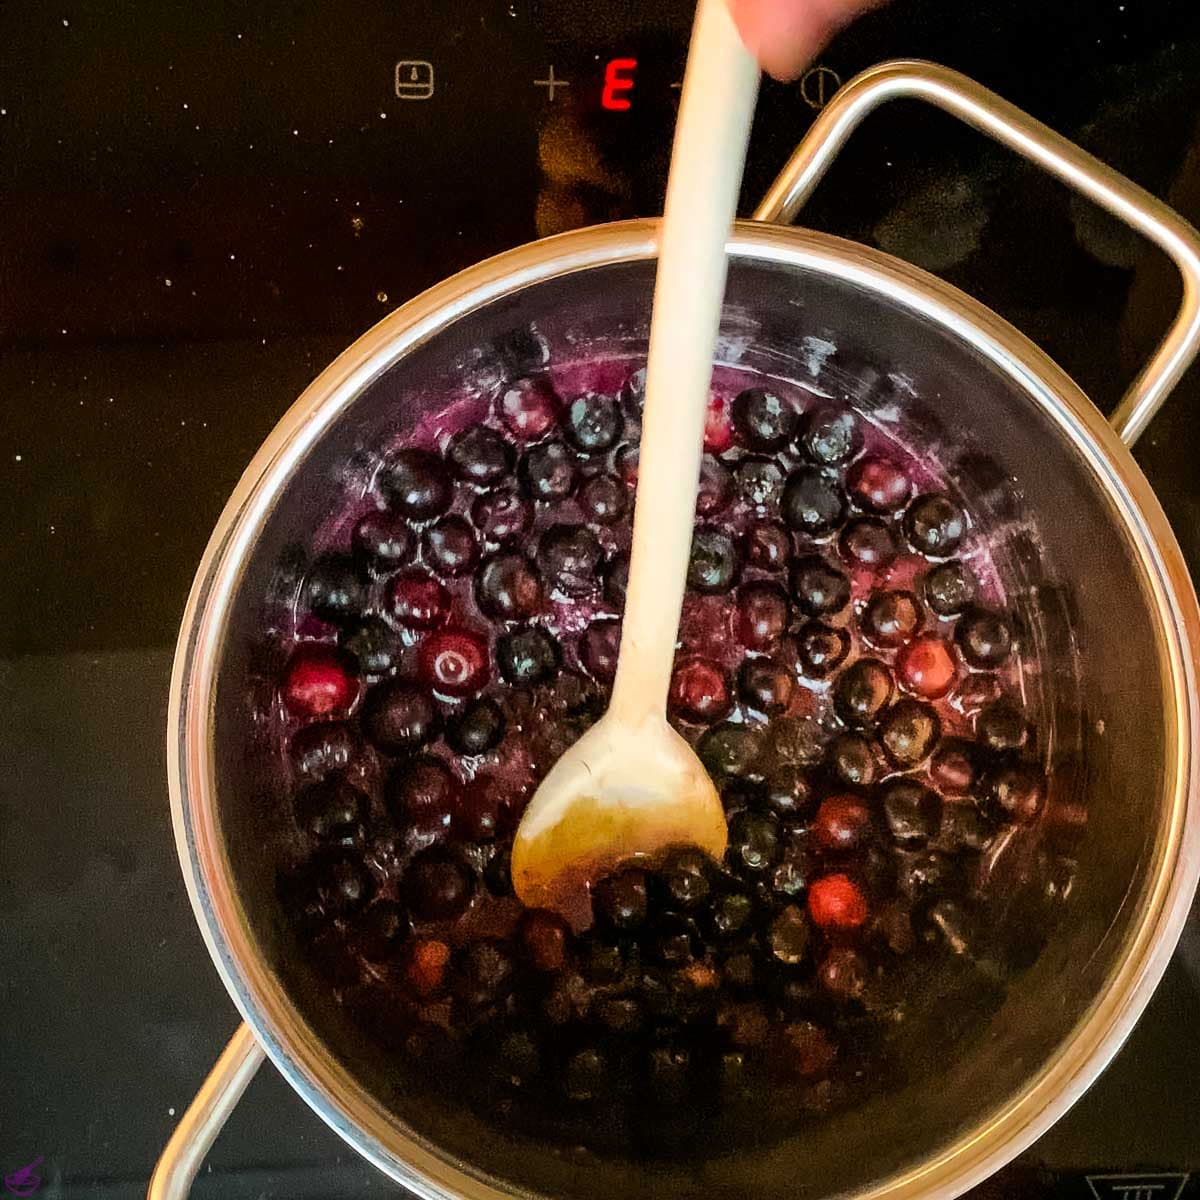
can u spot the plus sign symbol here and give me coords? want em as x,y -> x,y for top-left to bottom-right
799,65 -> 841,110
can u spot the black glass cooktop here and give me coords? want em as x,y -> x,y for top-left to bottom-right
2,1 -> 1199,1197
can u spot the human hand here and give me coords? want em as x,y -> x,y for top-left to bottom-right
728,0 -> 883,81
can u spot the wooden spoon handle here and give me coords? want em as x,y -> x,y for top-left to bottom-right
609,0 -> 759,727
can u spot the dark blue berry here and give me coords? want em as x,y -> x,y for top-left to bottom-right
577,472 -> 627,525
975,701 -> 1029,753
423,515 -> 479,576
381,448 -> 452,520
732,387 -> 798,451
904,493 -> 966,558
352,510 -> 414,577
658,846 -> 713,911
861,590 -> 923,648
519,440 -> 577,501
923,560 -> 976,616
698,722 -> 764,780
880,699 -> 941,766
312,849 -> 374,916
833,659 -> 894,726
341,617 -> 401,678
564,393 -> 624,454
797,621 -> 850,677
593,867 -> 649,932
446,697 -> 506,756
362,681 -> 439,756
956,607 -> 1013,668
446,425 -> 514,486
790,555 -> 850,616
470,485 -> 532,546
290,721 -> 364,780
744,520 -> 792,571
688,525 -> 741,594
294,775 -> 369,845
782,468 -> 846,536
496,626 -> 560,685
880,778 -> 942,845
604,551 -> 630,607
802,407 -> 860,465
537,523 -> 603,598
826,731 -> 880,787
726,809 -> 780,874
404,848 -> 475,920
839,517 -> 897,570
475,554 -> 543,621
303,554 -> 365,625
451,938 -> 516,1008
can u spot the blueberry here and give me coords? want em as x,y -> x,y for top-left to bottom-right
922,561 -> 976,616
362,680 -> 440,754
698,722 -> 764,780
975,700 -> 1029,753
767,714 -> 825,767
541,971 -> 594,1026
732,388 -> 798,451
475,554 -> 543,622
688,526 -> 741,594
518,440 -> 576,501
981,758 -> 1044,822
781,468 -> 847,536
577,472 -> 627,525
901,851 -> 960,901
879,699 -> 941,767
736,456 -> 785,510
826,731 -> 880,787
404,848 -> 474,921
290,721 -> 364,780
838,517 -> 897,571
386,755 -> 457,834
904,493 -> 966,558
496,626 -> 560,685
929,737 -> 978,795
470,485 -> 532,546
517,908 -> 571,972
446,697 -> 506,756
645,1045 -> 692,1102
659,846 -> 713,910
768,905 -> 811,966
595,994 -> 646,1036
922,898 -> 979,956
817,947 -> 868,1000
312,849 -> 374,916
802,407 -> 860,464
709,891 -> 755,939
294,775 -> 369,845
738,656 -> 795,715
494,326 -> 551,377
833,659 -> 894,726
483,845 -> 513,896
696,456 -> 735,516
880,778 -> 942,844
744,520 -> 792,571
422,514 -> 479,576
764,765 -> 814,819
939,801 -> 989,851
720,947 -> 758,991
956,607 -> 1014,668
347,900 -> 410,964
593,867 -> 649,932
846,455 -> 911,513
735,581 -> 791,651
604,551 -> 630,607
495,1028 -> 543,1088
455,774 -> 506,841
537,523 -> 603,598
797,621 -> 850,677
451,938 -> 516,1008
341,617 -> 401,678
303,554 -> 365,625
861,590 -> 923,648
613,443 -> 640,487
381,448 -> 452,520
564,1046 -> 612,1102
446,425 -> 515,486
726,809 -> 780,874
563,392 -> 624,455
352,510 -> 414,577
790,555 -> 850,616
498,376 -> 562,441
580,619 -> 622,683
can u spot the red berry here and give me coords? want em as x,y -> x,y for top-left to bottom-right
405,938 -> 451,996
817,947 -> 867,999
668,656 -> 732,723
896,633 -> 958,698
704,392 -> 734,454
518,908 -> 571,972
811,795 -> 872,852
498,376 -> 562,441
846,455 -> 912,513
418,628 -> 490,698
387,569 -> 450,630
580,620 -> 622,683
807,873 -> 869,929
282,644 -> 359,718
735,581 -> 791,651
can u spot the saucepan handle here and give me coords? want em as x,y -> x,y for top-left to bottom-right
148,1023 -> 265,1200
753,58 -> 1200,448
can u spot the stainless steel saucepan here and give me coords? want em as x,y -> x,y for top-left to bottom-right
154,62 -> 1200,1200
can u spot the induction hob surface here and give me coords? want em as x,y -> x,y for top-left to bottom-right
2,2 -> 1199,1198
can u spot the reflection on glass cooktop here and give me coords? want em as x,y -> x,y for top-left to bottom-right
2,0 -> 1200,1195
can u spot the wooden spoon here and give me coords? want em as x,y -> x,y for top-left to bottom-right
511,0 -> 760,924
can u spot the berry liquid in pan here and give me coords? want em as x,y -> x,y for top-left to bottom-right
265,343 -> 1078,1160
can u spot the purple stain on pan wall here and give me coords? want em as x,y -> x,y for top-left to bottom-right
3,1157 -> 43,1197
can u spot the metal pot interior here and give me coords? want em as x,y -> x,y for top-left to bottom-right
200,232 -> 1191,1200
